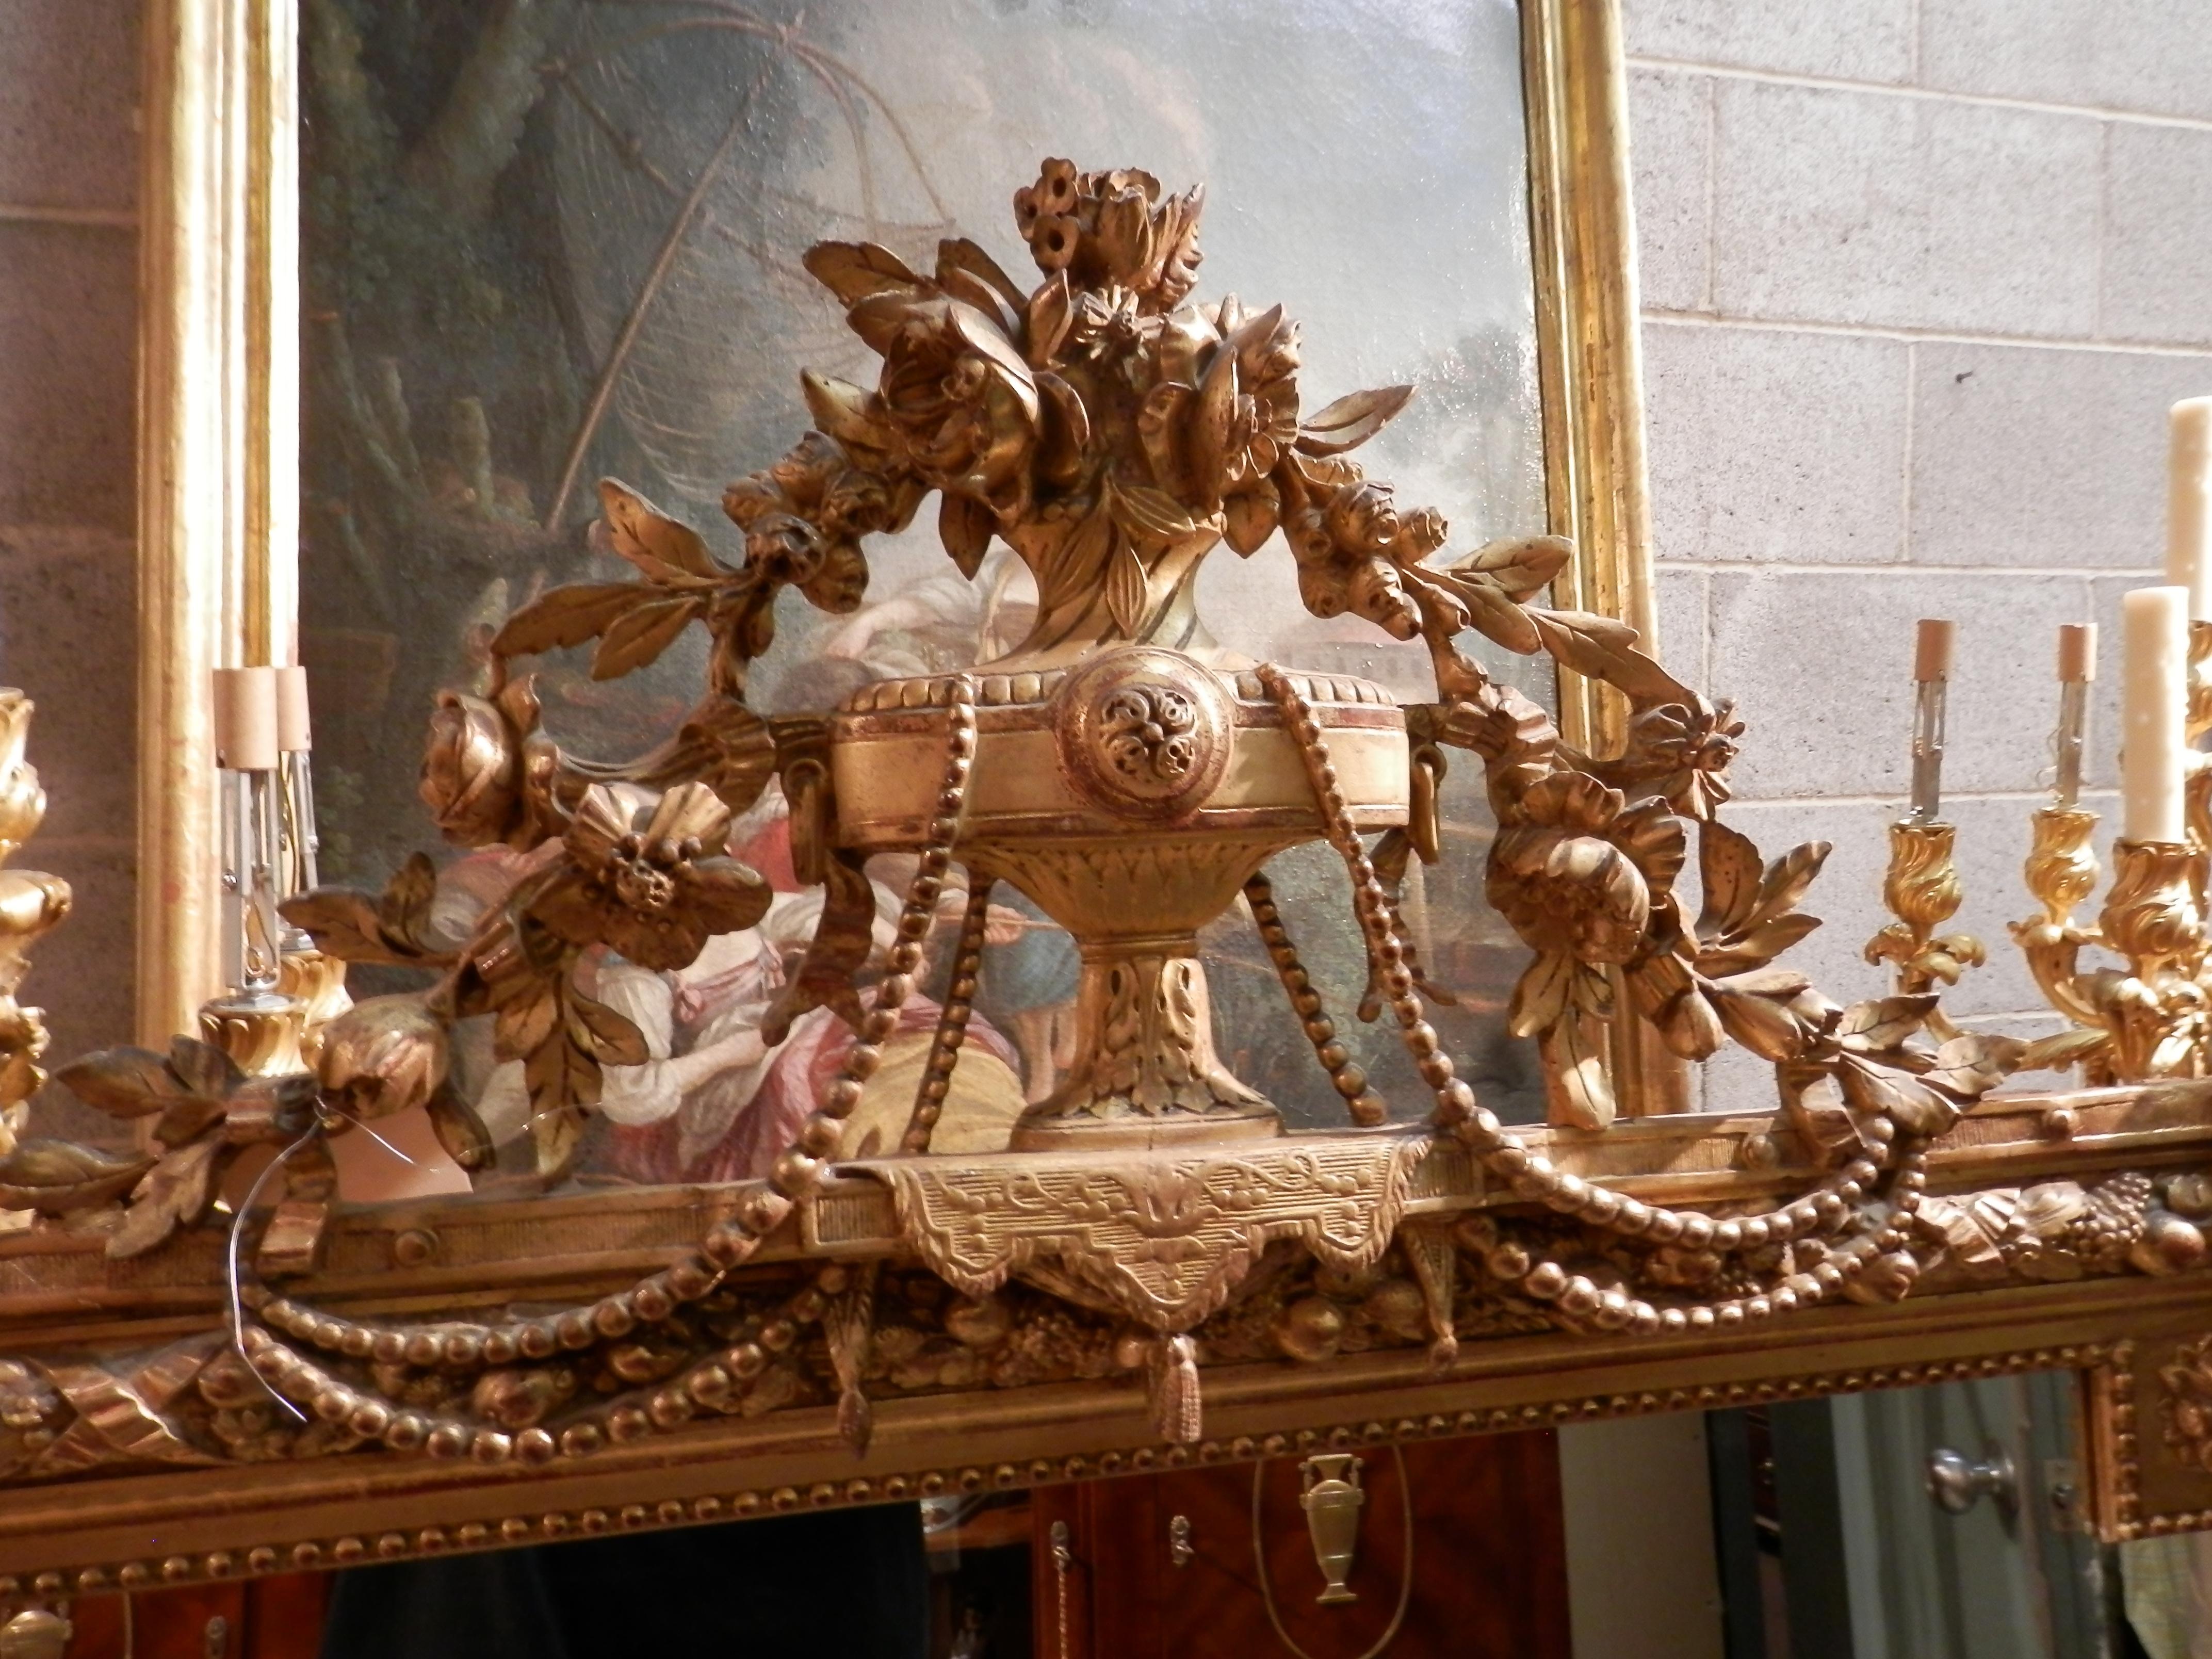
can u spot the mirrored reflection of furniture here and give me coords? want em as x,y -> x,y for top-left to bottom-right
1709,1375 -> 2111,1659
17,1574 -> 326,1659
1029,1433 -> 1569,1658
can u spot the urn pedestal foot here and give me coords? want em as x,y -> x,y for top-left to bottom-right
1008,935 -> 1280,1150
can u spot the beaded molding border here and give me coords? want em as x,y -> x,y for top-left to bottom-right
0,1340 -> 2116,1602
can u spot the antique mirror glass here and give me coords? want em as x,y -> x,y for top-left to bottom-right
297,0 -> 1555,1185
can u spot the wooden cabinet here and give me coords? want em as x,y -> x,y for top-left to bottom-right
1028,1430 -> 1571,1658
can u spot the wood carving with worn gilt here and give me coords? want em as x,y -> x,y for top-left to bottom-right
3,159 -> 2212,1594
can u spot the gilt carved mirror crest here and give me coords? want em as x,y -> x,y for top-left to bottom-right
0,0 -> 2203,1597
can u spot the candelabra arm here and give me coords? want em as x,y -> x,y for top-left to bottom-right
2009,806 -> 2105,1037
1864,818 -> 1982,1042
2087,838 -> 2206,1082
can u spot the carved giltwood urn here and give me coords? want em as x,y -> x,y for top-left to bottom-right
832,641 -> 1409,1148
786,158 -> 1431,1148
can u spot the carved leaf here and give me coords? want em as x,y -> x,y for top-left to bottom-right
494,582 -> 656,659
935,266 -> 1020,337
1290,451 -> 1363,492
106,1136 -> 224,1260
1698,913 -> 1823,977
2018,1025 -> 2109,1072
1109,476 -> 1204,545
1026,271 -> 1074,368
801,371 -> 893,451
1223,481 -> 1280,556
1656,988 -> 1727,1060
280,887 -> 440,968
1836,1055 -> 1955,1136
1507,951 -> 1573,1038
568,988 -> 648,1066
55,1047 -> 187,1119
938,492 -> 996,580
1105,542 -> 1150,638
1035,371 -> 1092,488
1526,609 -> 1692,706
592,596 -> 704,680
1751,840 -> 1832,929
165,1038 -> 242,1100
1540,1011 -> 1614,1130
1295,385 -> 1414,457
1713,967 -> 1812,997
425,1087 -> 495,1174
1037,502 -> 1115,617
1447,534 -> 1573,602
1452,576 -> 1542,656
151,1093 -> 228,1150
802,240 -> 930,306
936,236 -> 1029,315
1835,994 -> 1939,1053
1924,1033 -> 2026,1099
528,1100 -> 585,1185
1186,343 -> 1241,509
377,852 -> 440,950
494,983 -> 561,1063
1696,819 -> 1764,943
598,479 -> 719,581
0,1139 -> 154,1212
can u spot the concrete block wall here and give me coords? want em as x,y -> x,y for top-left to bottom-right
0,2 -> 142,1088
1624,0 -> 2212,1108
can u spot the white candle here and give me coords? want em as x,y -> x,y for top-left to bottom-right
2122,585 -> 2190,842
2168,398 -> 2212,621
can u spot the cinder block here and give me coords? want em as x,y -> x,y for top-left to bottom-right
0,526 -> 137,842
1624,0 -> 1913,84
1653,563 -> 1709,686
1711,80 -> 2101,338
1910,342 -> 2212,567
1706,568 -> 2091,798
1646,321 -> 1908,564
2104,123 -> 2212,347
1629,68 -> 1712,314
0,0 -> 139,212
15,840 -> 136,1145
1921,0 -> 2212,124
0,226 -> 136,531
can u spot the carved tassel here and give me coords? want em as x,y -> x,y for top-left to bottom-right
1402,1225 -> 1460,1369
823,1263 -> 879,1456
1150,1335 -> 1203,1445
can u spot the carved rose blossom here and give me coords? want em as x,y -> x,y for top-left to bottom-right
864,295 -> 1039,512
534,783 -> 771,972
419,692 -> 520,845
1609,698 -> 1746,819
417,677 -> 561,851
721,431 -> 889,616
318,994 -> 451,1121
1488,772 -> 1683,967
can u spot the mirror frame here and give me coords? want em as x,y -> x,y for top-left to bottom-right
0,0 -> 2178,1601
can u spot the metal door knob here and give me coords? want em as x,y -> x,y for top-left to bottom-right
1926,1444 -> 2017,1516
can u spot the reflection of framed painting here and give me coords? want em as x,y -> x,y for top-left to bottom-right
271,0 -> 1655,1183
